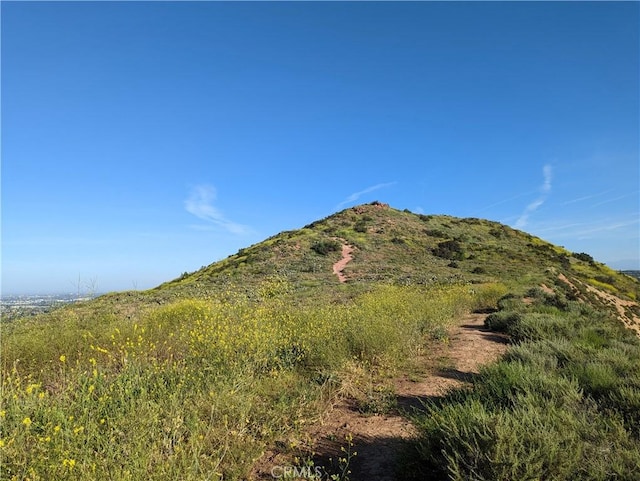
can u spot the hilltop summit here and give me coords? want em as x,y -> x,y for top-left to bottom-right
149,202 -> 637,310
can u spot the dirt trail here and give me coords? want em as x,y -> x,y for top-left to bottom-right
332,243 -> 354,283
307,312 -> 509,480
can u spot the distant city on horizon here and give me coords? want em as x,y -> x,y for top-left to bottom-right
3,270 -> 639,304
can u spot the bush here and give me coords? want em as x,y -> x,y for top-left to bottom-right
484,311 -> 522,332
506,313 -> 578,343
432,239 -> 464,260
471,284 -> 509,312
310,239 -> 341,256
496,294 -> 526,312
424,228 -> 447,238
573,252 -> 595,264
414,291 -> 640,480
416,393 -> 640,481
503,338 -> 580,370
353,220 -> 368,233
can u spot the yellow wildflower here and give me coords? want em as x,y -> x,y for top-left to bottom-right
25,383 -> 39,395
22,417 -> 32,427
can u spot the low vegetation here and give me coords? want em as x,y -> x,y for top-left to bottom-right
414,289 -> 640,480
1,278 -> 503,480
2,203 -> 639,480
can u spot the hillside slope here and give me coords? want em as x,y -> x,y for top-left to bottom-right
3,202 -> 639,481
6,201 -> 639,342
110,201 -> 639,324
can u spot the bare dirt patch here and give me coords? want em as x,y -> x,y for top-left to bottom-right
558,274 -> 640,336
583,283 -> 640,336
540,283 -> 555,295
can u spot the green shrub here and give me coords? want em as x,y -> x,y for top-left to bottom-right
496,294 -> 527,312
503,338 -> 578,370
310,239 -> 341,256
415,291 -> 640,479
354,220 -> 368,233
415,364 -> 640,481
609,387 -> 640,437
484,311 -> 522,332
504,312 -> 590,343
432,239 -> 464,260
473,360 -> 584,410
573,252 -> 595,264
424,228 -> 447,238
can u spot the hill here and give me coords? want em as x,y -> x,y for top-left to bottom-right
2,202 -> 639,480
4,202 -> 639,327
96,201 -> 638,311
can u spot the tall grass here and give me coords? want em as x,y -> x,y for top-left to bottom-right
413,289 -> 640,480
1,282 -> 501,480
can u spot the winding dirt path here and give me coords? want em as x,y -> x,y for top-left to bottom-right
306,312 -> 509,480
332,243 -> 354,283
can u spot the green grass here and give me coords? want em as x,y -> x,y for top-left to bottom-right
1,281 -> 503,480
3,202 -> 639,480
412,289 -> 640,480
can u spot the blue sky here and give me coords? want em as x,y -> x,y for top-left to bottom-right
2,1 -> 638,295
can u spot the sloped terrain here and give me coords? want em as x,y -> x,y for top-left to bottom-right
94,202 -> 638,315
2,202 -> 639,480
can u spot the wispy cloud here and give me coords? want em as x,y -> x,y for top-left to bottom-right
473,189 -> 538,216
514,164 -> 552,229
561,189 -> 615,206
591,190 -> 639,208
336,182 -> 397,209
535,216 -> 639,239
184,184 -> 248,234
